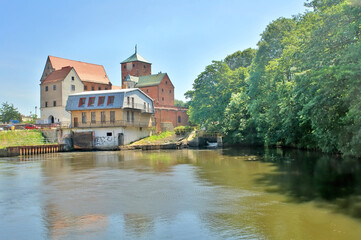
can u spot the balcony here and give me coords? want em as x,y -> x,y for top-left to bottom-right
123,102 -> 153,113
73,120 -> 155,129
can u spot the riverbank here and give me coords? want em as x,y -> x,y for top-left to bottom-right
0,130 -> 46,149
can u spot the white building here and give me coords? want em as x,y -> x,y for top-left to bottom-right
65,89 -> 154,150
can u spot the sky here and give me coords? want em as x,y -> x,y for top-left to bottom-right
0,0 -> 308,115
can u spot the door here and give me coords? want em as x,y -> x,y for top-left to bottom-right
118,133 -> 124,146
74,117 -> 78,128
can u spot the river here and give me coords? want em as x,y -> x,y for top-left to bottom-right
0,148 -> 361,239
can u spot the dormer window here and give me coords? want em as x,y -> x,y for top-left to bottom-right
107,96 -> 114,105
79,98 -> 86,107
88,97 -> 95,106
98,96 -> 105,106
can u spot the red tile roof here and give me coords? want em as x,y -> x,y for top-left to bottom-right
43,66 -> 73,83
48,56 -> 110,85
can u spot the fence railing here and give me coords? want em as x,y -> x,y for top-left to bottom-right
73,120 -> 155,129
123,102 -> 154,113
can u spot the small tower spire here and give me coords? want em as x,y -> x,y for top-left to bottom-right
135,44 -> 137,54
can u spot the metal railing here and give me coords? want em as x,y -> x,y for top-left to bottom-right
73,120 -> 155,129
123,102 -> 153,113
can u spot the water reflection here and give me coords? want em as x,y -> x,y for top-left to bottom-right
0,149 -> 361,239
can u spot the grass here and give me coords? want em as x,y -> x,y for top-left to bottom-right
0,130 -> 48,149
131,131 -> 175,145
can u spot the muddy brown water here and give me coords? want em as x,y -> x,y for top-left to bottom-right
1,148 -> 361,239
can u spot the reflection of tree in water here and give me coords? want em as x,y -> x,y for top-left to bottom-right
257,148 -> 361,218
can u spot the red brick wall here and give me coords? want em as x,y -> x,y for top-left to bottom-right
154,107 -> 189,132
139,85 -> 158,104
121,61 -> 151,83
83,82 -> 112,91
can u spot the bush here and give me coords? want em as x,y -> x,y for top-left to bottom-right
174,126 -> 194,135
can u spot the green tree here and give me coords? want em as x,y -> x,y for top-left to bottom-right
224,48 -> 256,70
0,102 -> 22,123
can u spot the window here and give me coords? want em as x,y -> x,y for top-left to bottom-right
84,86 -> 88,91
98,96 -> 105,105
169,90 -> 171,94
126,111 -> 130,122
131,97 -> 134,108
91,112 -> 96,123
91,86 -> 95,91
133,64 -> 135,67
124,65 -> 126,69
162,97 -> 164,101
107,132 -> 112,137
53,101 -> 56,107
110,111 -> 115,123
45,86 -> 48,92
98,87 -> 101,90
144,102 -> 146,110
146,89 -> 149,93
147,103 -> 150,112
79,98 -> 86,107
166,81 -> 168,85
53,85 -> 56,90
144,65 -> 146,68
105,88 -> 108,90
71,85 -> 75,91
162,88 -> 164,93
127,97 -> 130,105
178,116 -> 181,123
82,112 -> 86,123
45,101 -> 48,107
131,112 -> 134,122
107,96 -> 114,105
101,111 -> 106,123
88,97 -> 95,106
71,76 -> 74,81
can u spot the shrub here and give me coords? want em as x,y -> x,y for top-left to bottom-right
174,126 -> 194,135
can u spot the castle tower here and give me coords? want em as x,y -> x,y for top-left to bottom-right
120,45 -> 152,88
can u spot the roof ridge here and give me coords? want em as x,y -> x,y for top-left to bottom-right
49,55 -> 104,67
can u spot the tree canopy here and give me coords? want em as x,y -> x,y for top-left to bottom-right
185,0 -> 361,157
0,102 -> 22,123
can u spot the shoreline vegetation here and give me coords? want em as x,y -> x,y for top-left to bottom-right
0,130 -> 48,149
185,0 -> 361,158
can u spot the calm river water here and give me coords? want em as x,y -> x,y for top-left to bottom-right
1,148 -> 361,239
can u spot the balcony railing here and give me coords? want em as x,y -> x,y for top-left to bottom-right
73,120 -> 154,129
123,102 -> 153,113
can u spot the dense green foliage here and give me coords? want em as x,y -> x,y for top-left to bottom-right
186,0 -> 361,157
0,102 -> 22,123
174,126 -> 194,135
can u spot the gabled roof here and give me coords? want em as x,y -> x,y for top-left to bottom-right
127,73 -> 166,88
48,56 -> 110,85
120,53 -> 151,64
42,66 -> 73,83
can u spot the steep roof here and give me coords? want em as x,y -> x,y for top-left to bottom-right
48,56 -> 110,85
124,73 -> 166,88
42,66 -> 73,83
120,53 -> 151,64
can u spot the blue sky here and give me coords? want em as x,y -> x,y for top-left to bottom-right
0,0 -> 308,115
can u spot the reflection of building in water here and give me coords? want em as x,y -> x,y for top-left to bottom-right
43,203 -> 108,239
